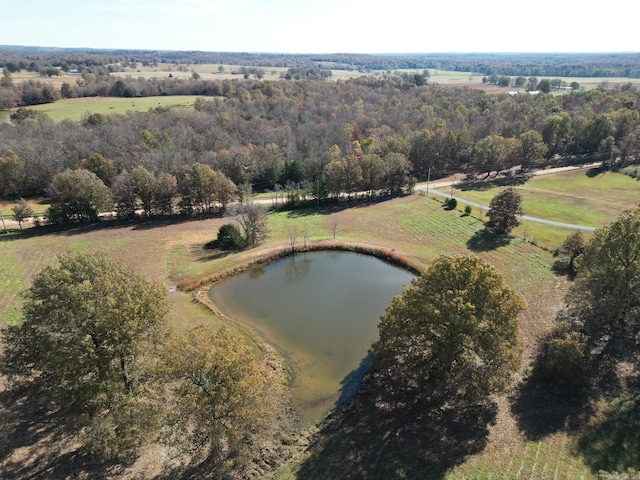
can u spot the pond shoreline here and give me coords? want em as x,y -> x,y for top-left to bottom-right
178,241 -> 423,293
183,241 -> 423,427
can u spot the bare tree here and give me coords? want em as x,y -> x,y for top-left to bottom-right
12,198 -> 33,229
302,222 -> 311,247
287,223 -> 299,252
330,215 -> 340,239
227,201 -> 270,246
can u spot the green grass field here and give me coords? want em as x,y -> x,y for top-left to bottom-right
22,95 -> 206,122
3,165 -> 637,478
434,168 -> 640,250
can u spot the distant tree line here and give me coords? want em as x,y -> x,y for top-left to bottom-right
2,47 -> 640,78
0,70 -> 243,108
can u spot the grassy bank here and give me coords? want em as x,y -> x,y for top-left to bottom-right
0,184 -> 619,478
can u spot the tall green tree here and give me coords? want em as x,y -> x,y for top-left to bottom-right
542,113 -> 571,157
46,168 -> 113,224
583,114 -> 616,153
184,162 -> 217,213
537,79 -> 552,93
161,325 -> 285,461
409,128 -> 449,180
0,149 -> 25,198
323,148 -> 363,200
81,153 -> 118,188
213,170 -> 237,211
565,206 -> 640,357
382,152 -> 412,195
153,172 -> 179,215
596,135 -> 619,166
486,187 -> 524,234
130,166 -> 157,217
0,252 -> 170,457
359,153 -> 384,194
112,169 -> 137,219
180,163 -> 236,214
473,133 -> 519,176
373,255 -> 523,404
518,130 -> 548,170
553,230 -> 586,276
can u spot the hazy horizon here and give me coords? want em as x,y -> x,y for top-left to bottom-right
1,45 -> 638,56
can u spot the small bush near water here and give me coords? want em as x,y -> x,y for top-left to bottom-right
217,223 -> 243,249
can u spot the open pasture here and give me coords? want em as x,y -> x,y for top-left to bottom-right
111,63 -> 289,81
0,197 -> 49,221
4,161 -> 636,477
21,95 -> 205,122
436,168 -> 640,249
0,192 -> 559,335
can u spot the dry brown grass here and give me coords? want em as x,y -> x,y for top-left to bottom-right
0,193 -> 583,478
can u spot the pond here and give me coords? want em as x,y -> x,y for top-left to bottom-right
209,250 -> 415,426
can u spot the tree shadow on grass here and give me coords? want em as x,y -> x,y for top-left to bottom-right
466,229 -> 513,251
297,374 -> 497,480
509,373 -> 591,442
458,172 -> 533,192
0,214 -> 219,242
0,389 -> 125,479
278,194 -> 400,218
585,166 -> 608,178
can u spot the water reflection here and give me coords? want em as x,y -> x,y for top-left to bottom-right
284,253 -> 312,281
248,264 -> 266,280
209,251 -> 415,426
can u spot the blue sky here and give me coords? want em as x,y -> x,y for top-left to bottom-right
2,0 -> 639,54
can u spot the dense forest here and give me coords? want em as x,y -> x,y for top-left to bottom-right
1,48 -> 640,224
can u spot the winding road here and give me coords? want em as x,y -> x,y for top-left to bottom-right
415,163 -> 601,232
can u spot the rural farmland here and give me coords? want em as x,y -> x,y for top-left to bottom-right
1,45 -> 640,480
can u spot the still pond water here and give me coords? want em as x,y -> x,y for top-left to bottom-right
209,251 -> 415,426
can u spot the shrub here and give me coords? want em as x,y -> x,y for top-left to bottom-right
553,231 -> 585,276
217,223 -> 243,249
464,204 -> 472,215
531,322 -> 588,391
444,197 -> 457,209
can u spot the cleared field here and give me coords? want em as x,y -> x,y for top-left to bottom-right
1,175 -> 623,478
21,95 -> 206,122
111,63 -> 290,81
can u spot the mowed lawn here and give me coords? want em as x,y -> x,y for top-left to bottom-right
435,168 -> 640,249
